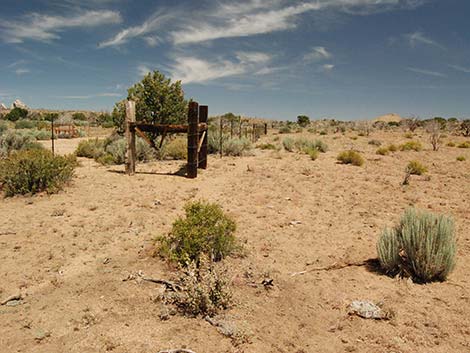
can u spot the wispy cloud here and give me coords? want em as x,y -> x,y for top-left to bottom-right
0,10 -> 122,43
15,68 -> 31,75
449,64 -> 470,74
321,64 -> 335,72
304,46 -> 332,62
98,11 -> 171,48
169,51 -> 272,84
407,67 -> 447,78
405,31 -> 445,50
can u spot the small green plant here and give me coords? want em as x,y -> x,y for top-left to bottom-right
388,144 -> 398,152
304,147 -> 319,160
75,138 -> 106,159
256,143 -> 278,150
0,130 -> 44,157
404,132 -> 413,139
458,141 -> 470,149
377,208 -> 456,283
319,130 -> 327,135
282,137 -> 295,152
406,160 -> 427,175
447,142 -> 456,147
278,125 -> 291,134
337,150 -> 364,166
456,156 -> 466,161
376,147 -> 390,156
0,149 -> 76,196
223,137 -> 252,156
157,201 -> 237,266
400,141 -> 423,151
162,137 -> 187,160
14,119 -> 36,129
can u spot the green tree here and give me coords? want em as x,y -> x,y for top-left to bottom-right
72,112 -> 87,121
112,71 -> 187,135
297,115 -> 310,127
5,107 -> 28,122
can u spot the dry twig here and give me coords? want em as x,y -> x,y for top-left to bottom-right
290,260 -> 368,277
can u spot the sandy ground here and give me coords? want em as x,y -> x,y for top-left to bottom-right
1,130 -> 470,353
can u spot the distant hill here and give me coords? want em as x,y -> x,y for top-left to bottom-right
373,113 -> 403,123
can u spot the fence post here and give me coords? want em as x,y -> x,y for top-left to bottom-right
238,117 -> 242,138
219,117 -> 223,158
198,105 -> 208,169
125,100 -> 136,175
264,123 -> 268,135
187,101 -> 199,178
252,123 -> 256,142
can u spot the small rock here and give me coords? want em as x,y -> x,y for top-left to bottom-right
5,299 -> 22,307
289,220 -> 302,226
34,329 -> 51,341
348,300 -> 391,320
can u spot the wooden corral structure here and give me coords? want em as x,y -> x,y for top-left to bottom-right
125,100 -> 208,179
53,124 -> 79,138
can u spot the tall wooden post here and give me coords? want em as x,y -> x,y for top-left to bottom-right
238,117 -> 242,139
125,100 -> 136,175
51,114 -> 55,156
264,123 -> 268,135
198,105 -> 208,169
219,117 -> 223,158
252,123 -> 256,142
230,120 -> 234,138
187,101 -> 199,179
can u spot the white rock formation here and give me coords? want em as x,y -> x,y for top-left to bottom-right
0,103 -> 7,110
11,99 -> 28,110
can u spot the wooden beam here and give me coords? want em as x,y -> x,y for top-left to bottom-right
187,102 -> 199,179
135,127 -> 155,149
129,123 -> 207,134
198,105 -> 208,169
125,100 -> 136,175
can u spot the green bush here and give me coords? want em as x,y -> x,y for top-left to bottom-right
406,160 -> 427,175
75,139 -> 106,159
0,130 -> 44,157
256,143 -> 278,150
447,142 -> 456,147
388,144 -> 398,152
14,119 -> 36,129
72,112 -> 87,121
5,107 -> 28,122
456,156 -> 466,161
278,125 -> 291,134
400,141 -> 423,152
0,149 -> 76,196
162,137 -> 187,160
223,137 -> 252,156
305,147 -> 319,160
0,121 -> 9,135
377,208 -> 456,282
157,200 -> 237,266
337,150 -> 364,166
282,137 -> 295,152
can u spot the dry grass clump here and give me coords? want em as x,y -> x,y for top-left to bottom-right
458,141 -> 470,149
256,143 -> 279,151
337,150 -> 364,166
368,139 -> 382,146
376,147 -> 390,156
377,208 -> 456,283
456,156 -> 466,161
406,160 -> 427,175
0,149 -> 76,196
400,140 -> 423,152
282,137 -> 328,159
447,142 -> 456,147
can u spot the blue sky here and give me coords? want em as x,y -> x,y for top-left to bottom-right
1,0 -> 469,120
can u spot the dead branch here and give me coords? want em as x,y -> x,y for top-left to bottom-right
0,231 -> 16,236
1,293 -> 22,305
290,260 -> 368,277
158,350 -> 196,353
142,277 -> 181,291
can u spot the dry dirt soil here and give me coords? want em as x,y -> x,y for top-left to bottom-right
1,130 -> 470,353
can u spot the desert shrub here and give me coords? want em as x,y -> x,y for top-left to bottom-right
223,137 -> 252,156
72,112 -> 87,121
75,139 -> 106,159
337,150 -> 364,166
404,132 -> 414,139
0,130 -> 44,157
377,208 -> 456,282
256,143 -> 278,150
406,160 -> 427,175
305,147 -> 319,160
297,115 -> 310,127
368,139 -> 382,146
319,130 -> 327,135
5,107 -> 28,122
282,137 -> 295,152
0,121 -> 9,135
400,141 -> 423,151
447,142 -> 456,147
456,156 -> 466,161
0,149 -> 76,196
164,258 -> 232,317
376,147 -> 390,156
157,200 -> 237,266
14,119 -> 36,129
388,144 -> 398,152
278,125 -> 291,134
163,137 -> 187,160
458,141 -> 470,149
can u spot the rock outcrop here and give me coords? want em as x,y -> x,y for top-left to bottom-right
0,103 -> 7,110
10,99 -> 28,110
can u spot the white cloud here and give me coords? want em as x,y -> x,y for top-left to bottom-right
98,11 -> 171,48
405,31 -> 445,50
15,68 -> 30,75
321,64 -> 335,72
57,92 -> 122,99
137,64 -> 152,77
449,64 -> 470,74
169,52 -> 272,84
304,46 -> 332,62
407,67 -> 447,78
0,10 -> 122,43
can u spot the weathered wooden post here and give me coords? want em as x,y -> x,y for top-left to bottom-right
219,117 -> 223,158
238,117 -> 242,138
230,120 -> 234,138
125,100 -> 136,175
252,123 -> 256,142
187,101 -> 199,178
264,123 -> 268,135
198,105 -> 208,169
51,114 -> 55,156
